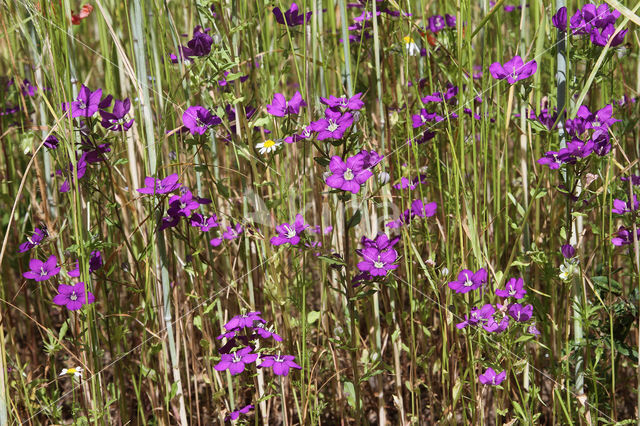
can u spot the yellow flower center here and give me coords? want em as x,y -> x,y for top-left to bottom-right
403,36 -> 414,44
67,368 -> 77,374
263,139 -> 276,148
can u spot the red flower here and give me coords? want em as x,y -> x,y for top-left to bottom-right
71,4 -> 93,25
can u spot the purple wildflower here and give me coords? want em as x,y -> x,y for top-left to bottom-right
552,7 -> 567,31
428,15 -> 446,33
489,56 -> 537,84
611,226 -> 640,246
273,3 -> 311,26
319,93 -> 365,111
18,227 -> 47,253
225,405 -> 254,422
259,355 -> 302,376
612,195 -> 639,214
89,250 -> 103,273
561,244 -> 576,259
23,255 -> 61,281
266,91 -> 307,117
325,155 -> 373,194
252,323 -> 283,341
478,367 -> 506,386
214,347 -> 258,375
271,214 -> 308,246
411,109 -> 444,128
137,174 -> 182,195
508,303 -> 533,322
182,106 -> 221,135
224,311 -> 265,331
210,223 -> 244,247
310,109 -> 353,140
448,268 -> 487,293
190,213 -> 219,231
356,247 -> 399,277
63,84 -> 104,118
167,190 -> 201,217
44,134 -> 59,149
576,104 -> 619,130
495,277 -> 526,299
100,98 -> 134,131
53,282 -> 95,311
456,304 -> 495,329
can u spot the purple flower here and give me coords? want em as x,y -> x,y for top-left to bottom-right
489,56 -> 537,84
447,268 -> 487,293
273,3 -> 311,26
224,311 -> 265,331
44,134 -> 59,149
561,244 -> 576,259
528,323 -> 541,336
495,277 -> 526,299
271,214 -> 308,246
21,79 -> 37,97
576,104 -> 619,130
190,213 -> 219,231
508,303 -> 533,322
483,311 -> 510,333
18,227 -> 47,253
310,109 -> 353,140
552,7 -> 567,31
612,195 -> 639,215
252,323 -> 283,341
68,262 -> 80,278
590,23 -> 627,47
167,190 -> 201,217
53,282 -> 95,311
445,14 -> 456,28
611,226 -> 640,246
478,367 -> 506,386
319,93 -> 365,111
184,27 -> 214,57
411,109 -> 444,128
428,15 -> 446,33
325,155 -> 373,194
407,199 -> 437,220
266,91 -> 307,117
356,247 -> 399,277
214,347 -> 258,375
210,223 -> 244,247
23,255 -> 60,281
100,98 -> 134,131
259,355 -> 302,376
621,175 -> 640,186
456,304 -> 495,329
182,106 -> 221,135
225,404 -> 254,422
89,250 -> 103,273
137,174 -> 182,195
284,126 -> 313,144
63,84 -> 104,118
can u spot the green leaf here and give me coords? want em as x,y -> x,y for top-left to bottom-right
347,209 -> 362,229
306,311 -> 320,324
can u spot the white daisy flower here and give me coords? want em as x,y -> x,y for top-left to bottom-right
60,366 -> 83,379
256,139 -> 281,155
404,36 -> 420,56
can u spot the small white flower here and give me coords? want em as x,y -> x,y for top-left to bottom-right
404,36 -> 420,56
255,139 -> 281,155
60,366 -> 83,379
441,267 -> 449,276
559,259 -> 579,282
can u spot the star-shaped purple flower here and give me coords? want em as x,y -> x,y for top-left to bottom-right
266,91 -> 307,117
137,173 -> 182,195
53,282 -> 95,311
100,98 -> 134,131
495,277 -> 526,299
63,84 -> 105,118
319,93 -> 365,111
271,214 -> 308,246
259,354 -> 302,376
489,56 -> 537,84
448,268 -> 487,294
508,303 -> 533,322
325,155 -> 373,194
310,109 -> 353,140
18,227 -> 47,253
478,367 -> 506,386
182,105 -> 221,135
357,247 -> 399,277
23,255 -> 61,281
214,347 -> 258,375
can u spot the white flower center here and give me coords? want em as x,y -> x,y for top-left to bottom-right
40,267 -> 47,277
232,354 -> 241,363
327,120 -> 339,132
343,169 -> 354,181
463,274 -> 474,287
373,261 -> 384,269
284,225 -> 296,239
70,292 -> 78,301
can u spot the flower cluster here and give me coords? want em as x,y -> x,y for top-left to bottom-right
355,234 -> 400,279
553,4 -> 627,47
